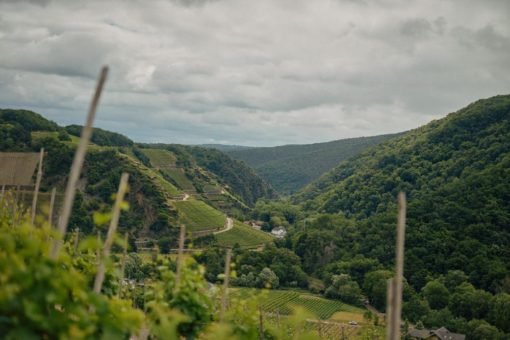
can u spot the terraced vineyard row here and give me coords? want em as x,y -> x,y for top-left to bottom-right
233,289 -> 358,321
261,291 -> 299,314
292,296 -> 345,319
141,148 -> 176,168
215,221 -> 273,248
174,199 -> 226,232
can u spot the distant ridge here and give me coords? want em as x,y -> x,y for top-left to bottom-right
224,133 -> 400,194
200,144 -> 254,152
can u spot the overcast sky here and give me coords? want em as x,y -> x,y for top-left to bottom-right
1,0 -> 509,146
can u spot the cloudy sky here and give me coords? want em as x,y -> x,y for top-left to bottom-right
1,0 -> 509,146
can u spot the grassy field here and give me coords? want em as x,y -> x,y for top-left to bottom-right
232,288 -> 365,320
160,168 -> 195,191
174,199 -> 226,232
215,221 -> 273,248
141,148 -> 176,168
120,153 -> 181,196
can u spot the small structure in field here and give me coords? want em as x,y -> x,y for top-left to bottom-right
0,152 -> 41,186
408,327 -> 465,340
244,220 -> 263,230
271,226 -> 287,238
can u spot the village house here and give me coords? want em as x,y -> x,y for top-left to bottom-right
408,327 -> 466,340
271,226 -> 287,238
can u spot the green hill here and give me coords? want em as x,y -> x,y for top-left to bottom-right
294,95 -> 510,292
0,108 -> 275,250
225,134 -> 398,194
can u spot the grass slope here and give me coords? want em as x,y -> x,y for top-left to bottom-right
141,148 -> 176,168
215,220 -> 273,248
174,199 -> 226,232
226,134 -> 399,193
233,288 -> 364,320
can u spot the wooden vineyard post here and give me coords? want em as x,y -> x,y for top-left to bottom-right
259,306 -> 265,340
93,173 -> 129,293
47,187 -> 56,227
118,233 -> 129,298
175,224 -> 186,291
0,185 -> 4,202
219,248 -> 232,322
386,192 -> 406,340
51,66 -> 108,259
30,148 -> 44,225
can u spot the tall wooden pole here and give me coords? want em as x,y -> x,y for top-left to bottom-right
387,192 -> 406,340
47,187 -> 56,227
31,148 -> 44,225
175,224 -> 186,290
51,66 -> 108,259
220,248 -> 232,322
93,173 -> 129,293
118,233 -> 129,298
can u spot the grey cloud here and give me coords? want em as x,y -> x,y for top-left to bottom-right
0,0 -> 509,146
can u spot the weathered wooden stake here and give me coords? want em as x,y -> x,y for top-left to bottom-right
93,172 -> 129,293
219,248 -> 232,322
51,66 -> 108,259
0,185 -> 5,202
386,277 -> 395,340
30,148 -> 44,225
258,306 -> 265,340
175,224 -> 186,290
118,233 -> 129,298
387,192 -> 406,340
47,187 -> 56,227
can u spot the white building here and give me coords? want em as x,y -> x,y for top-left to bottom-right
271,226 -> 287,238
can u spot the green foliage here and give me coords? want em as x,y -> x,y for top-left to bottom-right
226,133 -> 398,193
0,213 -> 144,338
363,270 -> 393,311
0,108 -> 60,132
324,274 -> 363,306
488,293 -> 510,333
295,95 -> 510,297
174,199 -> 226,232
215,221 -> 273,249
65,125 -> 134,146
185,145 -> 277,205
132,146 -> 151,167
422,280 -> 450,309
257,268 -> 280,289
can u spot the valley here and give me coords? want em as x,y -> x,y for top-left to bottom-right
1,94 -> 510,339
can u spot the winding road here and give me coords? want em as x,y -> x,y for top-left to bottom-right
214,217 -> 233,234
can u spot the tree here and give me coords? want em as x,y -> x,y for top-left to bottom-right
363,270 -> 393,311
443,270 -> 468,292
325,274 -> 363,306
403,295 -> 430,323
257,268 -> 279,289
467,320 -> 501,340
488,293 -> 510,333
449,282 -> 492,320
422,280 -> 450,310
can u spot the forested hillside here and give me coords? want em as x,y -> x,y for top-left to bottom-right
0,108 -> 275,250
225,134 -> 398,194
283,95 -> 510,335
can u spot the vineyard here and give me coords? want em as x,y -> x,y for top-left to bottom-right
160,168 -> 195,191
174,199 -> 226,232
234,289 -> 364,320
215,220 -> 273,248
141,148 -> 176,168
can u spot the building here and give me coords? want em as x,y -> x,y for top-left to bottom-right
408,327 -> 466,340
271,226 -> 287,238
